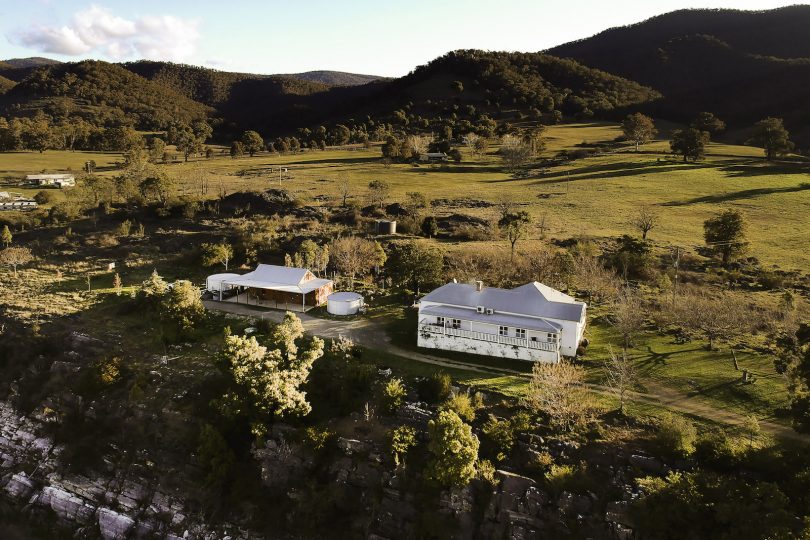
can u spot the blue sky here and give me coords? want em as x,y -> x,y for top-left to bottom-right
0,0 -> 801,76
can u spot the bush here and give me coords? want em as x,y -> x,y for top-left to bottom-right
655,413 -> 698,457
34,190 -> 57,204
381,378 -> 407,414
443,392 -> 482,422
419,371 -> 452,403
476,459 -> 496,484
389,425 -> 417,467
482,411 -> 532,461
304,426 -> 334,453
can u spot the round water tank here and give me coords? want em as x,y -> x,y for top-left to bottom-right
206,273 -> 241,293
327,291 -> 364,316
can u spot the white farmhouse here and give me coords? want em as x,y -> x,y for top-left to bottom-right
417,281 -> 587,363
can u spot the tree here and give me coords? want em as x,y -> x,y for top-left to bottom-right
499,134 -> 532,171
691,112 -> 725,135
421,216 -> 439,238
1,225 -> 11,247
386,241 -> 444,295
426,409 -> 479,488
201,242 -> 234,271
703,209 -> 747,265
631,470 -> 794,540
140,269 -> 169,299
230,141 -> 244,159
773,322 -> 810,432
463,132 -> 481,156
113,273 -> 122,296
748,117 -> 794,160
161,280 -> 205,332
241,130 -> 264,157
605,348 -> 638,415
675,291 -> 747,350
499,211 -> 532,262
337,174 -> 351,206
525,360 -> 592,431
329,236 -> 383,287
622,113 -> 657,151
148,137 -> 166,163
139,171 -> 174,205
22,113 -> 54,152
368,179 -> 390,209
196,424 -> 235,492
0,246 -> 33,276
218,313 -> 325,435
630,206 -> 659,240
670,128 -> 710,162
611,289 -> 645,350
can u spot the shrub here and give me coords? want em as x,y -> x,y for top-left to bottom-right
34,190 -> 57,205
443,392 -> 482,422
426,409 -> 480,487
381,378 -> 407,414
476,459 -> 496,484
655,413 -> 698,457
389,425 -> 417,467
304,426 -> 334,452
419,371 -> 452,403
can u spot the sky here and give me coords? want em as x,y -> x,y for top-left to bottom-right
0,0 -> 803,76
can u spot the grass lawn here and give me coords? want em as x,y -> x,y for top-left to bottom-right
582,318 -> 790,421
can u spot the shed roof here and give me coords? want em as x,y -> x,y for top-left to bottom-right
420,281 -> 585,322
221,264 -> 332,294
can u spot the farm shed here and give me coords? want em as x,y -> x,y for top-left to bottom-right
26,174 -> 76,188
216,264 -> 333,312
327,292 -> 364,316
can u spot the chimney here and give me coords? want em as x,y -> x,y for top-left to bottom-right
476,280 -> 484,292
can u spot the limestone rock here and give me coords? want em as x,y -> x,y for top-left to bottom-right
97,507 -> 135,540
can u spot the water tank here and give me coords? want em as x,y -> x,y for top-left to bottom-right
327,291 -> 364,316
375,220 -> 397,235
206,273 -> 241,293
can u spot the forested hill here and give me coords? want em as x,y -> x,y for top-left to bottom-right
283,70 -> 384,86
548,6 -> 810,136
0,61 -> 210,130
0,57 -> 61,70
384,50 -> 659,119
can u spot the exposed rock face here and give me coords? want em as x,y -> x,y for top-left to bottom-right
97,507 -> 135,540
0,400 -> 247,539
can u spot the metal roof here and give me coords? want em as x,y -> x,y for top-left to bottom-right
221,264 -> 332,294
420,282 -> 585,322
420,305 -> 562,332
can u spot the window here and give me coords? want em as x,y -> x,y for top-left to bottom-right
452,319 -> 461,329
516,328 -> 526,339
476,306 -> 485,313
499,326 -> 509,336
436,316 -> 445,326
547,333 -> 557,342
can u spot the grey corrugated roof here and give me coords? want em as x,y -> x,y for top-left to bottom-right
420,282 -> 585,322
420,305 -> 561,332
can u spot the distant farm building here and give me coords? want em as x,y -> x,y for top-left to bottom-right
420,152 -> 449,163
208,264 -> 333,312
0,192 -> 37,212
417,281 -> 587,363
26,174 -> 76,188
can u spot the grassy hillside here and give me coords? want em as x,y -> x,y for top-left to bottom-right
0,75 -> 14,95
549,7 -> 810,141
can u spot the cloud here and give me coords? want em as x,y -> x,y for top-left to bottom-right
10,5 -> 200,61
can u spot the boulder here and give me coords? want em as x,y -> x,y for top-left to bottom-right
36,485 -> 96,523
605,501 -> 633,527
557,491 -> 591,516
629,454 -> 663,474
4,472 -> 35,499
97,507 -> 135,540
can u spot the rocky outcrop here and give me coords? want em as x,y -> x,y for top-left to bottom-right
0,400 -> 248,540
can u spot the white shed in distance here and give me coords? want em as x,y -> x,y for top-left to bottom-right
327,291 -> 364,316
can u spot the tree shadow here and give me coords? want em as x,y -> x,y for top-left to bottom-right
720,163 -> 810,177
485,160 -> 719,185
661,183 -> 810,207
